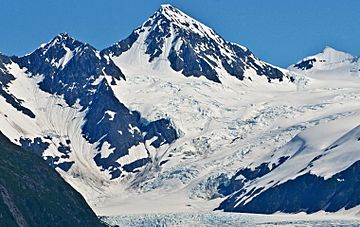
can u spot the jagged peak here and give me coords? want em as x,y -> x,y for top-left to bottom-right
55,32 -> 71,40
104,4 -> 287,83
27,33 -> 101,61
144,4 -> 222,41
159,4 -> 173,10
158,4 -> 186,19
37,33 -> 100,56
19,33 -> 83,59
16,32 -> 118,77
45,32 -> 78,47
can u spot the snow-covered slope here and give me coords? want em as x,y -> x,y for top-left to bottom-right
0,4 -> 360,217
218,115 -> 360,213
215,48 -> 360,214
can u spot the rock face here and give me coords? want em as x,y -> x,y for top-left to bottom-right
104,4 -> 290,83
0,132 -> 104,226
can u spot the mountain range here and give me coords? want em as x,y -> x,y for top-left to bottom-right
0,4 -> 360,219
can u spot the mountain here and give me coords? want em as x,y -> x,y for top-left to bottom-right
0,3 -> 360,217
9,33 -> 178,180
0,132 -> 104,226
103,4 -> 293,84
14,32 -> 125,107
289,46 -> 360,74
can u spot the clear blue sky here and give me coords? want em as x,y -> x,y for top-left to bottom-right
1,0 -> 359,67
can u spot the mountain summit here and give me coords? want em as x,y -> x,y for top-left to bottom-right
103,4 -> 291,83
290,46 -> 359,72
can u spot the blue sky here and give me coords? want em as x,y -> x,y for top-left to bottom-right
0,0 -> 359,67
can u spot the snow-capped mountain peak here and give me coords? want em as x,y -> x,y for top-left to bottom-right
14,33 -> 125,107
156,4 -> 223,43
322,45 -> 343,53
290,46 -> 357,72
318,46 -> 353,63
19,33 -> 88,72
48,32 -> 73,45
40,32 -> 82,53
103,4 -> 289,84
